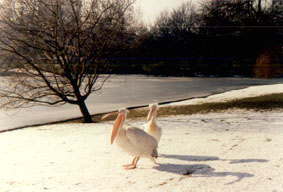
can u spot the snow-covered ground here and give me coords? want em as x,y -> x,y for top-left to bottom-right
0,84 -> 283,192
168,83 -> 283,106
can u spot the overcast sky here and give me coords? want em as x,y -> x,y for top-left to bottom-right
135,0 -> 202,24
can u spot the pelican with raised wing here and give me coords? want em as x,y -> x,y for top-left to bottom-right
145,103 -> 162,144
111,108 -> 158,169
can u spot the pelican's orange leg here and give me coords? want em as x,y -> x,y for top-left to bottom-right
123,156 -> 137,169
124,156 -> 140,170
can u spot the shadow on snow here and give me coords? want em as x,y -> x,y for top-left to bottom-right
154,153 -> 268,185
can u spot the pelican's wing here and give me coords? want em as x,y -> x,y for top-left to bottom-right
126,127 -> 157,152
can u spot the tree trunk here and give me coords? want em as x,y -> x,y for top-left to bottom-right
78,100 -> 93,123
71,82 -> 93,123
257,0 -> 262,13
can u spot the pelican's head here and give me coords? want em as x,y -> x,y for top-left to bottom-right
147,103 -> 159,121
118,108 -> 129,116
110,108 -> 129,144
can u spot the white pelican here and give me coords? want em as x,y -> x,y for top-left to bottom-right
145,103 -> 162,144
111,108 -> 158,169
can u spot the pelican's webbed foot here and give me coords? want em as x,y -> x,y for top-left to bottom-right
123,156 -> 139,170
124,164 -> 137,170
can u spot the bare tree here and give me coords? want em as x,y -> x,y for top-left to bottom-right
0,0 -> 135,122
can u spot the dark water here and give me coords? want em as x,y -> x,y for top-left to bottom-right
0,75 -> 282,131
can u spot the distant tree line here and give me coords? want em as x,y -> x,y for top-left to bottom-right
111,0 -> 283,78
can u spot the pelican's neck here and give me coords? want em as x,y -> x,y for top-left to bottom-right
148,114 -> 157,126
119,115 -> 126,130
116,113 -> 126,131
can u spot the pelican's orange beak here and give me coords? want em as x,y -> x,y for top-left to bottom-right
111,112 -> 125,144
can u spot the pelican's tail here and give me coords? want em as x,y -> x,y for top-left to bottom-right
152,148 -> 158,158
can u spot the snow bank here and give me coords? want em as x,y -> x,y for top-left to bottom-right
168,84 -> 283,106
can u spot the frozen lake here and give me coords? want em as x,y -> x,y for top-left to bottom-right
0,75 -> 282,130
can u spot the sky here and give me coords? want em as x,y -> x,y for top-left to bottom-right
135,0 -> 202,24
